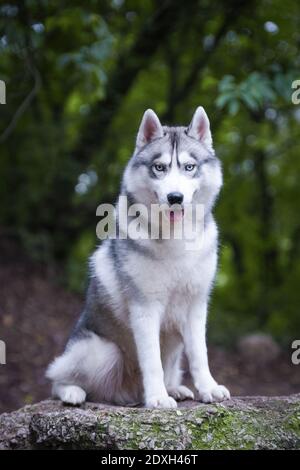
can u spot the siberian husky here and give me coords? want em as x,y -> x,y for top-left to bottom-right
46,107 -> 230,408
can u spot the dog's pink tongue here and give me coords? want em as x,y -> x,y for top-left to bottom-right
170,210 -> 183,222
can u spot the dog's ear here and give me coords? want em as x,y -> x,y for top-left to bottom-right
187,107 -> 213,150
136,109 -> 164,148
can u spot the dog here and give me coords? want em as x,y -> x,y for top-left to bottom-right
46,106 -> 230,408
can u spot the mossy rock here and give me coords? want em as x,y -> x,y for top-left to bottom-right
0,395 -> 299,450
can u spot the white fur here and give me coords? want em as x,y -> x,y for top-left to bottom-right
47,217 -> 230,407
47,333 -> 133,404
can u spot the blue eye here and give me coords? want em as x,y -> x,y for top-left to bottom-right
154,164 -> 165,172
185,164 -> 196,171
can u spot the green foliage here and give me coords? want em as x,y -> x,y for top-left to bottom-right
216,71 -> 298,115
216,73 -> 275,114
0,0 -> 299,344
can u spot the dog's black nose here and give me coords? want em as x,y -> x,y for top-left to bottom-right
167,192 -> 184,205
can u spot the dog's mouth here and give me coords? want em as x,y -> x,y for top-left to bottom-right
169,208 -> 184,223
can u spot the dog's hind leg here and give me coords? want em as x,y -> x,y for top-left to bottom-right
46,331 -> 124,405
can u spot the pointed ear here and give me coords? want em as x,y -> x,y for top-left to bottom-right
136,109 -> 164,148
187,106 -> 213,150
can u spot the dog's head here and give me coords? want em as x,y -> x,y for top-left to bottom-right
123,107 -> 222,220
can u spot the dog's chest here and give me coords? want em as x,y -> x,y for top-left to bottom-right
129,241 -> 217,301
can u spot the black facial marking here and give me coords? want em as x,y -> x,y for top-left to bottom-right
151,152 -> 162,163
192,155 -> 219,178
132,152 -> 162,170
190,152 -> 216,164
201,156 -> 218,165
169,129 -> 178,149
131,158 -> 148,169
189,152 -> 200,163
167,129 -> 180,167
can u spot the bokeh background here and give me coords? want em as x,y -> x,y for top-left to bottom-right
0,0 -> 300,413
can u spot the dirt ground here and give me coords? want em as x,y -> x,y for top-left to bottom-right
0,241 -> 299,414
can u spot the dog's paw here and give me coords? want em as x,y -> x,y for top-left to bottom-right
196,384 -> 230,403
145,394 -> 177,409
60,385 -> 86,405
168,385 -> 194,401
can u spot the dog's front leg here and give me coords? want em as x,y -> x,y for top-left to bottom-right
183,298 -> 230,403
130,301 -> 177,408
